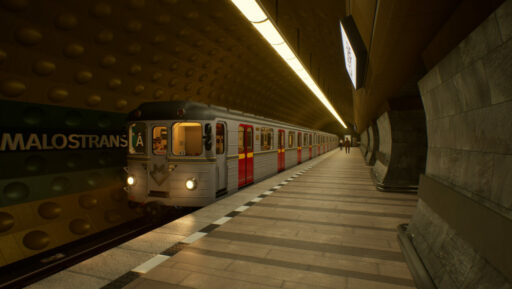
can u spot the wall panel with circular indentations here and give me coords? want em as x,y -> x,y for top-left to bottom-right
0,0 -> 344,267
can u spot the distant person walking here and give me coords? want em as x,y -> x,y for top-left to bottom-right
339,140 -> 343,150
344,137 -> 350,154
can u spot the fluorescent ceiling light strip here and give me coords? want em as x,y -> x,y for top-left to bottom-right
231,0 -> 267,22
272,43 -> 295,60
252,20 -> 285,45
231,0 -> 347,129
286,58 -> 305,72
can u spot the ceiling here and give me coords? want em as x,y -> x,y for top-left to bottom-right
0,0 -> 501,135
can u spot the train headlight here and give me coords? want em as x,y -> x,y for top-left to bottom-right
127,176 -> 135,186
185,178 -> 197,190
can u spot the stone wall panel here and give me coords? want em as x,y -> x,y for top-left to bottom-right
429,79 -> 464,119
491,155 -> 512,209
459,13 -> 503,67
411,1 -> 512,285
496,0 -> 512,42
438,45 -> 464,83
365,124 -> 378,165
372,110 -> 427,187
360,129 -> 368,157
453,60 -> 491,111
484,39 -> 512,104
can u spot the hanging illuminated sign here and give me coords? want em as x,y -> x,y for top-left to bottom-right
340,16 -> 367,89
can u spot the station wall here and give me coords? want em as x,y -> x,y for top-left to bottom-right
409,1 -> 512,287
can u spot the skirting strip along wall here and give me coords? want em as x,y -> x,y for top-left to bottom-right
418,175 -> 512,280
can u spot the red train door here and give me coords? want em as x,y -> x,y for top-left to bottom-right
297,132 -> 302,164
308,134 -> 312,159
238,124 -> 254,187
278,129 -> 285,171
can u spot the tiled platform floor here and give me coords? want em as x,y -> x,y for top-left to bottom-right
122,151 -> 418,289
29,149 -> 337,289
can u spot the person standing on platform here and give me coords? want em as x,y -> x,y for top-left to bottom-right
344,137 -> 350,154
339,139 -> 343,150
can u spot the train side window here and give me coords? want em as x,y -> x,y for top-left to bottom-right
247,127 -> 253,151
288,131 -> 295,148
309,134 -> 312,146
152,126 -> 168,155
172,122 -> 202,156
298,133 -> 302,147
216,123 -> 224,154
238,126 -> 244,153
260,127 -> 273,150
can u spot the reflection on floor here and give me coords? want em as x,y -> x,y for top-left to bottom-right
30,150 -> 418,289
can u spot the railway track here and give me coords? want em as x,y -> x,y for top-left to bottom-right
0,207 -> 197,289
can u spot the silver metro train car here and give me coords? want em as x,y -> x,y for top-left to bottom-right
124,101 -> 338,208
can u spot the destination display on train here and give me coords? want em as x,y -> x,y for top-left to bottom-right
0,132 -> 128,151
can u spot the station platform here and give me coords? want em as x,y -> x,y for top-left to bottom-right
29,150 -> 418,289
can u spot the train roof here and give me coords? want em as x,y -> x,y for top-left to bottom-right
129,101 -> 336,135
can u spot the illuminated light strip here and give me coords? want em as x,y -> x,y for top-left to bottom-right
231,0 -> 348,129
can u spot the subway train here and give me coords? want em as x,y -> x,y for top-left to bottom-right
124,101 -> 339,209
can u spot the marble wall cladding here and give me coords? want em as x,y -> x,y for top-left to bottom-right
409,201 -> 512,289
372,110 -> 427,187
376,112 -> 392,163
414,0 -> 512,286
419,2 -> 512,212
484,39 -> 512,104
365,124 -> 377,165
496,0 -> 512,42
491,155 -> 512,210
360,129 -> 368,157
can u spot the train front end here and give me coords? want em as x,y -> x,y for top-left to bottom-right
124,103 -> 217,209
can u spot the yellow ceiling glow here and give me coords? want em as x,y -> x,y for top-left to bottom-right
230,0 -> 348,129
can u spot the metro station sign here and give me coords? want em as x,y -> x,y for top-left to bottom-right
340,16 -> 367,90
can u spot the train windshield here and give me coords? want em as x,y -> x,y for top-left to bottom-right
152,126 -> 168,155
129,123 -> 146,154
172,122 -> 203,156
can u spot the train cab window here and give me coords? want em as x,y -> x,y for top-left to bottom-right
152,126 -> 168,155
172,122 -> 202,156
129,123 -> 146,154
288,131 -> 295,148
216,123 -> 224,154
261,127 -> 273,150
